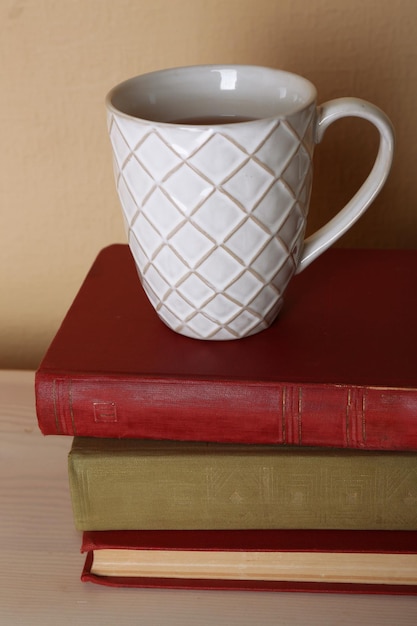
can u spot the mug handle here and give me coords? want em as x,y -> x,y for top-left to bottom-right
297,97 -> 395,273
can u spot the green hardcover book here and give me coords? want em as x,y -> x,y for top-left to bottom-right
68,438 -> 417,531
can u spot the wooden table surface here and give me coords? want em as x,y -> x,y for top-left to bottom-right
1,369 -> 417,625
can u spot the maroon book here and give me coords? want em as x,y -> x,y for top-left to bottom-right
81,529 -> 417,594
35,244 -> 417,449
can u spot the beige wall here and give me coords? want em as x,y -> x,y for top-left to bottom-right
1,0 -> 416,369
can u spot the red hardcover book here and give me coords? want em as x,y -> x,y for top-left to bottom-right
35,244 -> 417,449
81,529 -> 417,594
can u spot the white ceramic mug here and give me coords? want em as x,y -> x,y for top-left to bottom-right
106,65 -> 394,340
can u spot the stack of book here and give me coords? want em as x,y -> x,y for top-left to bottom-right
35,244 -> 417,594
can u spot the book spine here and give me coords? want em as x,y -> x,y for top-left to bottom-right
35,375 -> 75,435
68,443 -> 417,531
81,529 -> 417,554
35,372 -> 417,449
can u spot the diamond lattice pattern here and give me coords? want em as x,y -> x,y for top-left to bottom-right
108,108 -> 315,339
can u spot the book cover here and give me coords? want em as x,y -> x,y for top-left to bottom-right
36,244 -> 417,449
68,437 -> 417,531
81,529 -> 417,595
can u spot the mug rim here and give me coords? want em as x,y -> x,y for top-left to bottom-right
105,64 -> 318,125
